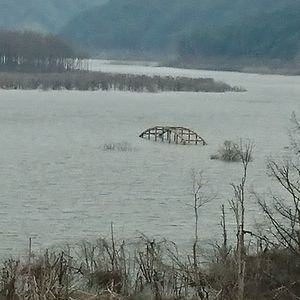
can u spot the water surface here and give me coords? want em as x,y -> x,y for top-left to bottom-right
0,62 -> 299,256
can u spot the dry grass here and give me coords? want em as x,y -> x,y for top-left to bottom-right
1,234 -> 299,300
103,142 -> 135,152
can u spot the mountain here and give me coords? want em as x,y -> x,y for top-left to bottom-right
0,0 -> 108,32
60,0 -> 300,62
178,1 -> 300,61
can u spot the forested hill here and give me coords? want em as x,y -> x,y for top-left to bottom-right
0,0 -> 107,32
60,0 -> 300,62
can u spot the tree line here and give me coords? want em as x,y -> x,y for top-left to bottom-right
0,71 -> 244,92
0,30 -> 86,72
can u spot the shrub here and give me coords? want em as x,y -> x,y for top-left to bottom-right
210,154 -> 219,160
103,141 -> 135,152
211,140 -> 252,162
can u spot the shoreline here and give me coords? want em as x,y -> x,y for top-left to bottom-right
90,56 -> 300,77
161,60 -> 300,77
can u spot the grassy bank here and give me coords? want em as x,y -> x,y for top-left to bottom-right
0,71 -> 245,93
2,230 -> 299,300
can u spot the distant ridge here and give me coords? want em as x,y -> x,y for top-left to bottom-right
0,0 -> 107,32
60,0 -> 300,65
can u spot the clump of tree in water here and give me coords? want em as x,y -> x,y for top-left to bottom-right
210,140 -> 253,162
0,30 -> 86,72
0,71 -> 244,92
103,141 -> 136,152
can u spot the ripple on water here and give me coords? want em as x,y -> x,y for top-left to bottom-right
0,65 -> 299,257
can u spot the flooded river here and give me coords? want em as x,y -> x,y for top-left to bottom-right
0,61 -> 299,256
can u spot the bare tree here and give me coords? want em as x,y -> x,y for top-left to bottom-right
189,170 -> 215,299
255,114 -> 300,255
229,140 -> 253,300
257,158 -> 300,255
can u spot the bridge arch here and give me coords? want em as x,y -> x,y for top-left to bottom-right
139,126 -> 207,145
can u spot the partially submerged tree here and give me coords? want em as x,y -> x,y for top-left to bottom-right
211,140 -> 253,162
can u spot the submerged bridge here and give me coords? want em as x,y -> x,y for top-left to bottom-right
139,126 -> 207,145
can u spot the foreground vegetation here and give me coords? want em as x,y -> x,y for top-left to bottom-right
3,233 -> 300,300
2,116 -> 300,300
0,71 -> 244,92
